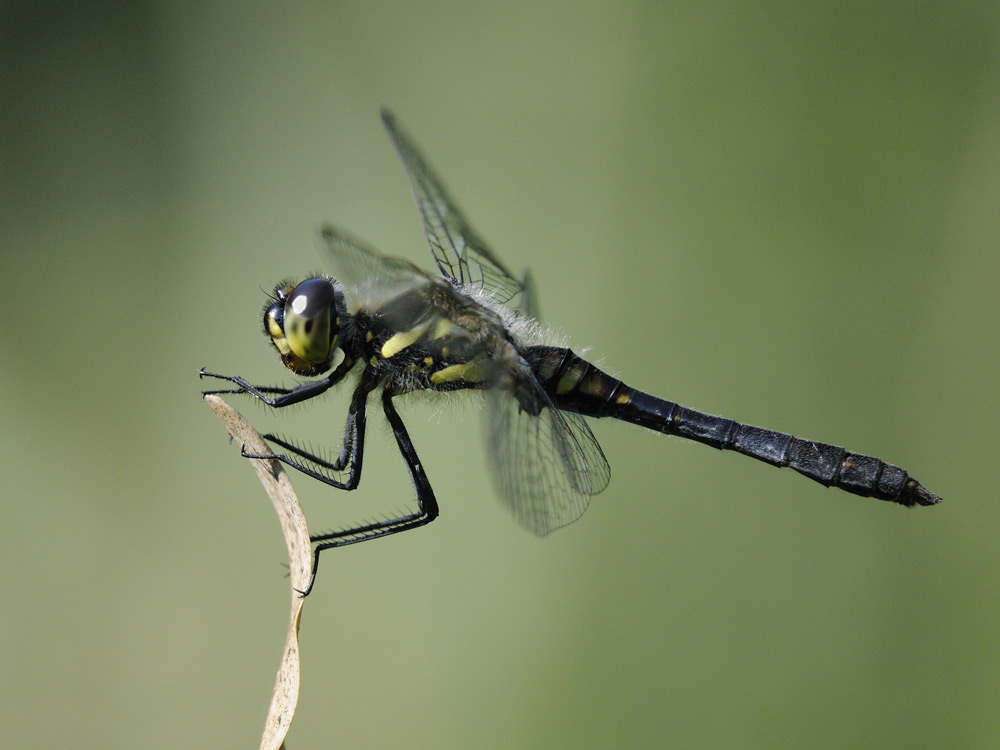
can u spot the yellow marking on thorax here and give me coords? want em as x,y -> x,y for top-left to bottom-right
429,318 -> 453,340
430,357 -> 488,385
380,322 -> 430,359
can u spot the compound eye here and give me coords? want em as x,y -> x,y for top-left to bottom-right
282,278 -> 338,365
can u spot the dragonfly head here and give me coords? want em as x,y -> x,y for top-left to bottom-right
264,276 -> 341,376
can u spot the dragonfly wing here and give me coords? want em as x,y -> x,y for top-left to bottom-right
318,224 -> 434,312
484,376 -> 611,536
381,109 -> 532,313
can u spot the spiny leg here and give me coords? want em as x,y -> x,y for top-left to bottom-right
243,374 -> 375,490
304,388 -> 440,594
199,358 -> 354,408
203,364 -> 440,595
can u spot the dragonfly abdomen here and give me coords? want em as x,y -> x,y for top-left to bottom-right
528,346 -> 941,508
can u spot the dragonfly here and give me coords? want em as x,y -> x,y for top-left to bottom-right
201,109 -> 941,594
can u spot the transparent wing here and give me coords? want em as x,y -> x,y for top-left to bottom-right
381,108 -> 531,312
484,378 -> 611,536
318,224 -> 435,312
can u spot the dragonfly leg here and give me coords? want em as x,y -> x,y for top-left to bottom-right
262,404 -> 355,473
304,387 -> 439,595
199,358 -> 354,408
241,372 -> 375,492
203,365 -> 439,595
199,370 -> 332,407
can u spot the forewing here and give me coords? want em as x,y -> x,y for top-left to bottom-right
381,109 -> 531,311
318,224 -> 434,312
484,382 -> 611,536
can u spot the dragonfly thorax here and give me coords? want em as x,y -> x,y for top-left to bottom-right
264,276 -> 342,377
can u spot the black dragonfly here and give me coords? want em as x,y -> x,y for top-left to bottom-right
201,109 -> 940,593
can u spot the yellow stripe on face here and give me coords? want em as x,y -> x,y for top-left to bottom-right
429,358 -> 488,384
380,322 -> 429,359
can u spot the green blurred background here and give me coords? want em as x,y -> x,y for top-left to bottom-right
3,2 -> 998,747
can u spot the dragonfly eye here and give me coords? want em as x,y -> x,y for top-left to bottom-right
264,277 -> 339,375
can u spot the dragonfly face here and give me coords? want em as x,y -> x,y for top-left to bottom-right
201,108 -> 940,595
263,277 -> 343,376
